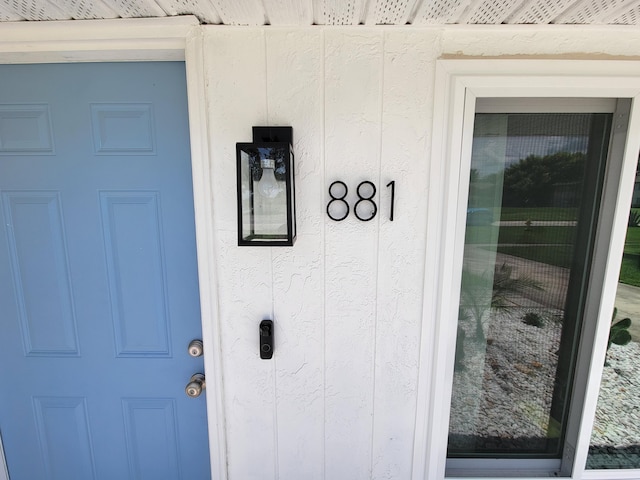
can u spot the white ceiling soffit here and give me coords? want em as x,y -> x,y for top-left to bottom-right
2,0 -> 640,25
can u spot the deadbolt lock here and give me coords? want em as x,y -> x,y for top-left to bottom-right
188,339 -> 204,357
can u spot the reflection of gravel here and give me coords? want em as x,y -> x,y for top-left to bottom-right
592,342 -> 640,446
450,308 -> 640,461
449,308 -> 562,452
588,341 -> 640,469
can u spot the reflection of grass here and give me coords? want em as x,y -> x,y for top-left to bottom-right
496,240 -> 640,286
465,226 -> 495,244
624,228 -> 640,255
500,226 -> 575,244
469,222 -> 640,285
499,207 -> 578,222
619,257 -> 640,287
619,227 -> 640,286
470,225 -> 575,268
466,226 -> 575,245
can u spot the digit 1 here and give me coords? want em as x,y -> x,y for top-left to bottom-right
386,181 -> 395,221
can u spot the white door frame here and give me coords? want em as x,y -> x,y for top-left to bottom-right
0,431 -> 8,480
0,16 -> 226,480
413,59 -> 640,480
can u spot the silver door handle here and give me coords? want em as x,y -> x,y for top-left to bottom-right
188,339 -> 203,357
185,373 -> 205,398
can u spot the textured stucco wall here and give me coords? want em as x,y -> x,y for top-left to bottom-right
202,26 -> 640,479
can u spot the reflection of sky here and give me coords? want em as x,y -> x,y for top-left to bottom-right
258,147 -> 273,159
471,135 -> 589,175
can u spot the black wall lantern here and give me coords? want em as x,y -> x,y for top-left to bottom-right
236,126 -> 296,246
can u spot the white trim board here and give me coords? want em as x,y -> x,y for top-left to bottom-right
0,16 -> 197,63
0,17 -> 227,480
0,431 -> 9,480
413,58 -> 640,480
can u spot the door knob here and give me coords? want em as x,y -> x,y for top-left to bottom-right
185,373 -> 206,398
188,339 -> 203,357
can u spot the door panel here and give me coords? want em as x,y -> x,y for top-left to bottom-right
3,191 -> 78,356
0,62 -> 210,480
100,191 -> 171,357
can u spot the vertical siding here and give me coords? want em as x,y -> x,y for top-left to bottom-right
201,24 -> 640,480
370,30 -> 435,480
324,30 -> 383,480
205,27 -> 433,479
206,30 -> 277,480
266,29 -> 325,480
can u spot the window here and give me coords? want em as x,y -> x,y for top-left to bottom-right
448,102 -> 617,476
414,60 -> 640,480
587,160 -> 640,471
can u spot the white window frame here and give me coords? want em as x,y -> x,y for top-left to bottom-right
413,59 -> 640,480
0,17 -> 227,480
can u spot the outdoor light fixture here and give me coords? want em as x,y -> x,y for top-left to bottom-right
236,126 -> 296,246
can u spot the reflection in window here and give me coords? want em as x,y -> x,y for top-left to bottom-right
588,173 -> 640,469
448,113 -> 611,461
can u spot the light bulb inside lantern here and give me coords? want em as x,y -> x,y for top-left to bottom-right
257,158 -> 283,199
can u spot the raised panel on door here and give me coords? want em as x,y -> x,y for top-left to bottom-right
0,62 -> 210,480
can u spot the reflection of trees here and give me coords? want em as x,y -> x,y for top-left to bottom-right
500,152 -> 585,207
469,152 -> 585,207
248,146 -> 290,182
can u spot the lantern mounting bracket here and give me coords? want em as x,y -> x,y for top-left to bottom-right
252,126 -> 292,145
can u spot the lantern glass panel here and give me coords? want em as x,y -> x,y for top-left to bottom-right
288,148 -> 296,241
238,145 -> 291,243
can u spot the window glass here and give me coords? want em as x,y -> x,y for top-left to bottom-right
587,166 -> 640,469
448,112 -> 612,462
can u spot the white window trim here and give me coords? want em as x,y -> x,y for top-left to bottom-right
413,59 -> 640,480
0,17 -> 227,480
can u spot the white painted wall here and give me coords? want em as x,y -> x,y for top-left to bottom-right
202,26 -> 640,479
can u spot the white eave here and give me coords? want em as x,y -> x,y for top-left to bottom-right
1,0 -> 640,26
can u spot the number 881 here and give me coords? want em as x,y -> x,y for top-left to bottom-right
326,180 -> 395,222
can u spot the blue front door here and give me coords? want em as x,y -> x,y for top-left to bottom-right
0,62 -> 211,479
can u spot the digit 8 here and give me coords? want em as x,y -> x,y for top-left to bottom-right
354,181 -> 377,222
327,181 -> 349,221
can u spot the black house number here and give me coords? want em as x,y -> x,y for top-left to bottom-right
327,180 -> 395,222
